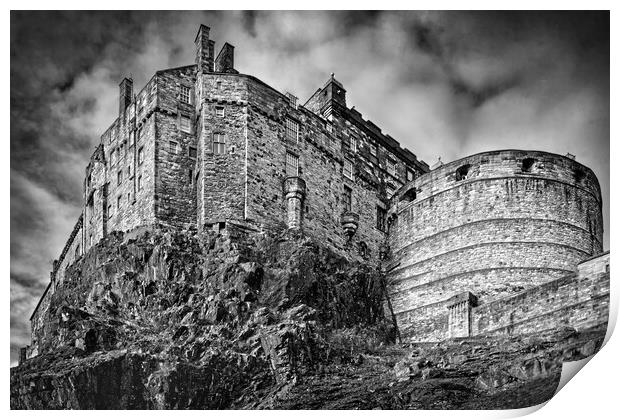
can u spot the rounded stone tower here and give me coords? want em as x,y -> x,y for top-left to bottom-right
386,150 -> 603,342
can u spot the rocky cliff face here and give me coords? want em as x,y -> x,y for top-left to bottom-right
11,226 -> 605,409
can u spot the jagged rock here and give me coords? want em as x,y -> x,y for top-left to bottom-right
11,227 -> 607,409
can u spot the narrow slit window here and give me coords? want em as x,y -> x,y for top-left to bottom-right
343,185 -> 352,213
138,147 -> 144,165
376,206 -> 387,232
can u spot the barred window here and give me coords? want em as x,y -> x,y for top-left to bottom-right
376,206 -> 387,232
180,85 -> 191,104
343,185 -> 352,213
286,152 -> 299,176
215,106 -> 225,117
180,115 -> 191,133
285,117 -> 298,142
213,133 -> 226,154
343,159 -> 353,180
169,141 -> 178,154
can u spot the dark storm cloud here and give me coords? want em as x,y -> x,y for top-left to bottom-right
10,11 -> 609,365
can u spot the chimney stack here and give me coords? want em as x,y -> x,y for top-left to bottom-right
119,77 -> 133,116
195,24 -> 214,73
215,42 -> 236,73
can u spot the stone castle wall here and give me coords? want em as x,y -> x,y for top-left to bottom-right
472,252 -> 609,336
26,25 -> 609,357
386,150 -> 604,342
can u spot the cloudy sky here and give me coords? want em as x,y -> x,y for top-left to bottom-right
10,11 -> 609,364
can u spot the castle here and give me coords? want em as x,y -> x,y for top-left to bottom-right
27,25 -> 609,358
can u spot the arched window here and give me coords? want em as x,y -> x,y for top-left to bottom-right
400,186 -> 417,202
456,164 -> 471,181
522,158 -> 536,172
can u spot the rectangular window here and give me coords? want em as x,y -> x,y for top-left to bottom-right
107,204 -> 112,219
285,117 -> 298,142
286,152 -> 299,176
215,106 -> 225,117
350,136 -> 357,152
369,143 -> 377,156
117,195 -> 121,209
189,146 -> 197,158
137,126 -> 143,139
343,159 -> 353,180
138,175 -> 143,191
110,149 -> 117,166
387,160 -> 396,176
180,85 -> 191,104
169,141 -> 178,154
213,133 -> 226,154
138,147 -> 144,165
323,106 -> 333,121
343,185 -> 352,213
127,192 -> 131,203
189,169 -> 193,184
386,184 -> 396,198
407,169 -> 415,182
377,206 -> 387,232
129,132 -> 134,146
180,115 -> 191,133
117,170 -> 123,186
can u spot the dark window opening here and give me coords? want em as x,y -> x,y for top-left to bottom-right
376,206 -> 387,232
456,164 -> 471,181
343,185 -> 352,213
575,168 -> 586,184
189,146 -> 197,158
400,187 -> 417,202
522,158 -> 536,172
